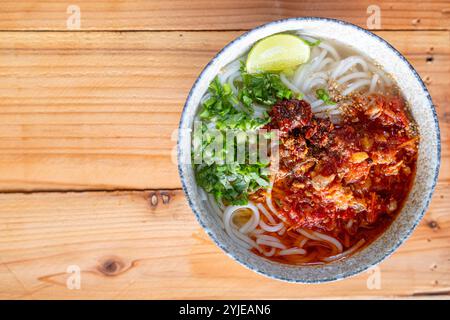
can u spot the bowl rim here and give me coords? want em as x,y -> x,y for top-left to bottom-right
177,17 -> 441,283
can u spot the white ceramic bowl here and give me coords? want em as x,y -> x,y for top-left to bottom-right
178,18 -> 441,283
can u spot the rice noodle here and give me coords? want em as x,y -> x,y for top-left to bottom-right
239,214 -> 256,234
265,180 -> 287,223
317,57 -> 335,71
237,204 -> 260,234
219,59 -> 241,83
308,49 -> 328,74
337,72 -> 370,84
297,34 -> 319,43
310,99 -> 325,108
293,63 -> 312,88
297,228 -> 321,241
223,203 -> 260,250
299,238 -> 308,247
313,103 -> 340,113
329,108 -> 343,115
259,219 -> 284,233
280,73 -> 301,93
310,231 -> 343,252
342,79 -> 371,96
256,238 -> 287,250
302,71 -> 328,92
230,227 -> 258,249
318,42 -> 341,61
257,234 -> 283,243
279,247 -> 307,255
256,203 -> 276,224
226,226 -> 252,249
262,247 -> 276,257
251,228 -> 265,236
298,229 -> 343,252
302,94 -> 315,104
331,56 -> 369,79
369,73 -> 380,93
305,78 -> 327,92
322,239 -> 366,262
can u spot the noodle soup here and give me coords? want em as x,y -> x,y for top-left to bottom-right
190,30 -> 421,266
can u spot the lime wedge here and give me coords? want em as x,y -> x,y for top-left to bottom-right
246,34 -> 310,74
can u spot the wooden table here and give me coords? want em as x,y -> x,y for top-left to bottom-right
0,0 -> 448,299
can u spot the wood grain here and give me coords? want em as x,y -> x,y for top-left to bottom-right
0,184 -> 448,299
0,30 -> 448,191
0,0 -> 449,31
0,3 -> 449,299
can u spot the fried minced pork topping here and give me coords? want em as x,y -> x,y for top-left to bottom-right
264,97 -> 418,232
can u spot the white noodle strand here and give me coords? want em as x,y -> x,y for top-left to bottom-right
342,79 -> 371,96
322,239 -> 366,262
279,247 -> 307,255
369,73 -> 380,93
256,239 -> 287,250
259,220 -> 284,233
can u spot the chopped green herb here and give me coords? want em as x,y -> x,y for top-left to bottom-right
199,77 -> 239,120
237,63 -> 293,108
316,88 -> 336,105
300,38 -> 322,47
193,76 -> 271,205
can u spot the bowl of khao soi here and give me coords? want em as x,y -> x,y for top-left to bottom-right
177,18 -> 440,283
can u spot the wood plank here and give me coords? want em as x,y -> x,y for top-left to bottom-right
0,30 -> 448,191
0,184 -> 448,300
0,0 -> 449,31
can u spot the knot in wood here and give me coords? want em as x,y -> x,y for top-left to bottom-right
97,257 -> 125,276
